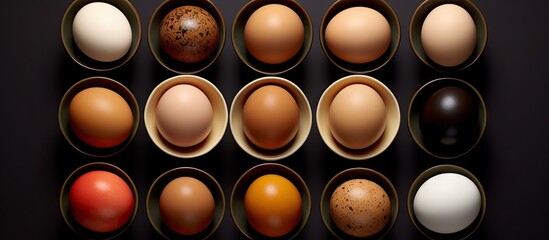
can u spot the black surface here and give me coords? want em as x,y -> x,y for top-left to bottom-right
1,0 -> 547,239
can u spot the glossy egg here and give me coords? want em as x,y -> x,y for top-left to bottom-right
242,85 -> 300,150
69,170 -> 135,233
72,2 -> 132,62
159,177 -> 215,235
244,174 -> 302,237
244,4 -> 305,64
325,7 -> 391,64
413,173 -> 481,234
329,179 -> 391,237
421,4 -> 476,67
69,87 -> 133,148
329,84 -> 386,150
159,5 -> 219,63
155,84 -> 213,147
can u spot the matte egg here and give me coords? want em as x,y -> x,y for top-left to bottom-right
329,84 -> 386,150
325,7 -> 391,64
244,4 -> 305,64
159,177 -> 215,235
413,173 -> 481,234
159,5 -> 219,63
242,85 -> 300,150
72,2 -> 132,62
329,179 -> 391,237
421,4 -> 477,67
244,174 -> 302,237
155,84 -> 213,147
69,87 -> 133,148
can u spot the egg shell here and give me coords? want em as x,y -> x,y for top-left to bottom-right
159,5 -> 219,63
329,179 -> 391,238
159,177 -> 215,235
413,173 -> 482,234
329,84 -> 387,150
155,84 -> 213,147
244,174 -> 302,237
244,4 -> 305,64
421,4 -> 477,67
72,2 -> 132,62
242,85 -> 300,150
325,7 -> 391,64
69,87 -> 133,148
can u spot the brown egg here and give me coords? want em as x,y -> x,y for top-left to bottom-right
242,85 -> 300,150
159,177 -> 215,235
244,4 -> 304,64
159,5 -> 219,63
329,179 -> 391,237
69,87 -> 133,148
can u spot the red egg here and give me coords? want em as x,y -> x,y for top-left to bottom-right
69,170 -> 135,233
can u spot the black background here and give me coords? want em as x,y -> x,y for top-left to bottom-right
1,0 -> 547,239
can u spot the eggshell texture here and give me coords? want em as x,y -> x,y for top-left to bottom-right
325,7 -> 391,64
244,4 -> 305,64
159,177 -> 215,235
69,170 -> 135,233
413,173 -> 481,234
421,4 -> 477,67
72,2 -> 132,62
155,84 -> 213,147
329,84 -> 386,150
242,85 -> 300,150
244,174 -> 302,237
159,5 -> 219,63
69,87 -> 133,148
329,179 -> 391,237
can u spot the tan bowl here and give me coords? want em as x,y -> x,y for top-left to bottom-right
319,0 -> 401,74
147,167 -> 225,240
144,75 -> 228,158
230,163 -> 311,239
409,0 -> 488,72
59,162 -> 138,240
58,77 -> 140,157
407,164 -> 487,240
148,0 -> 226,74
229,77 -> 312,161
61,0 -> 142,71
316,75 -> 400,160
232,0 -> 313,75
320,168 -> 399,240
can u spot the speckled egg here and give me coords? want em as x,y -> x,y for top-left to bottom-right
159,5 -> 219,63
329,179 -> 391,237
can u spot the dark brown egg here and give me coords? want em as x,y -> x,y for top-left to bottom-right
159,6 -> 219,63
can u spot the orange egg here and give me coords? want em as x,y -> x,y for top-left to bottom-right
244,174 -> 302,237
69,87 -> 133,148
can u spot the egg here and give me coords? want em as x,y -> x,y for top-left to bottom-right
242,85 -> 300,150
69,87 -> 133,148
155,84 -> 213,147
244,4 -> 305,64
329,179 -> 391,237
421,4 -> 477,67
69,170 -> 135,233
325,7 -> 391,64
159,6 -> 219,63
72,2 -> 132,62
159,177 -> 215,235
244,174 -> 302,237
329,84 -> 386,150
413,173 -> 481,234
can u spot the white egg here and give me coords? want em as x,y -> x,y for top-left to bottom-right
72,2 -> 132,62
413,173 -> 481,234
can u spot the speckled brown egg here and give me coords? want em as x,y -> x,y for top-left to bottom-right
329,179 -> 391,237
159,5 -> 219,63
